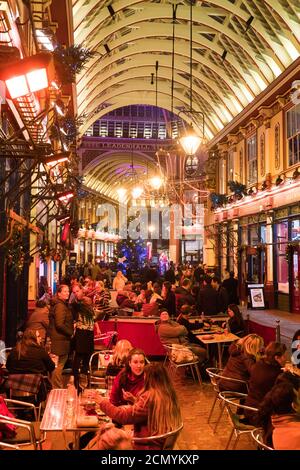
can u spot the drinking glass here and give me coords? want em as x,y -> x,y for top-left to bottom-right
78,373 -> 89,396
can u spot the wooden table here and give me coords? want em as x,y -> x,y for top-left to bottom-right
196,332 -> 239,369
40,388 -> 109,449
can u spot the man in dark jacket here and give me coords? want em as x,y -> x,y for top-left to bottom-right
222,271 -> 239,305
175,279 -> 196,310
48,284 -> 74,388
197,276 -> 220,315
164,262 -> 176,284
211,276 -> 229,313
177,305 -> 204,346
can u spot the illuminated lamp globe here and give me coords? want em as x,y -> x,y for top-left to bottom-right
149,176 -> 162,190
116,187 -> 127,199
132,186 -> 143,199
179,132 -> 202,156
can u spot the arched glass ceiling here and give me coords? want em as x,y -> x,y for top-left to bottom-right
73,0 -> 300,139
83,151 -> 162,203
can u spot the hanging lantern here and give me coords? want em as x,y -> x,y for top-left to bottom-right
179,131 -> 202,156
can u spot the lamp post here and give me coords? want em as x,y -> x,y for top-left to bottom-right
179,1 -> 204,156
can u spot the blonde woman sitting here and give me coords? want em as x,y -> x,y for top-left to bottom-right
219,333 -> 264,393
106,340 -> 133,391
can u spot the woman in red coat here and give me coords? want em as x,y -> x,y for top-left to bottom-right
109,348 -> 146,406
93,363 -> 182,450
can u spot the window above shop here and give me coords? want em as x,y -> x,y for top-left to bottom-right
247,134 -> 257,185
287,103 -> 300,167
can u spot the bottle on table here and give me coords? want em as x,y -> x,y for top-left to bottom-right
65,375 -> 77,427
66,375 -> 77,405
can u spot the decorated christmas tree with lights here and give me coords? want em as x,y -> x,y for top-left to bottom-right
115,215 -> 147,270
115,237 -> 147,271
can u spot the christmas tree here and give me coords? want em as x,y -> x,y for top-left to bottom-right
115,237 -> 147,271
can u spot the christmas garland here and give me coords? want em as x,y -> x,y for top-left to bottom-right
53,44 -> 96,85
39,240 -> 51,263
285,242 -> 299,262
228,180 -> 247,197
5,225 -> 25,278
209,192 -> 227,209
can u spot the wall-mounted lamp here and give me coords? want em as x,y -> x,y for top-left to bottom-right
0,52 -> 55,99
44,152 -> 70,167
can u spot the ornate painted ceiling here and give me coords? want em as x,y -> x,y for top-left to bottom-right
72,0 -> 300,201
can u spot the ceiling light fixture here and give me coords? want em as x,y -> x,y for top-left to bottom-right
44,152 -> 70,166
57,190 -> 74,202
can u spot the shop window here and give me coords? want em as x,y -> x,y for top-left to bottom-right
275,221 -> 289,293
292,220 -> 300,241
227,149 -> 234,182
96,242 -> 101,256
80,240 -> 85,264
185,155 -> 198,176
260,225 -> 266,243
219,158 -> 226,193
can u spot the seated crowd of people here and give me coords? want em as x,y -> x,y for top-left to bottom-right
0,263 -> 300,451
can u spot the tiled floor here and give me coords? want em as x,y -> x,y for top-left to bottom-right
174,373 -> 255,451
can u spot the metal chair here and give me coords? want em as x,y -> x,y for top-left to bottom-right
163,344 -> 202,386
206,367 -> 249,433
6,374 -> 49,422
0,441 -> 20,450
251,428 -> 274,450
89,349 -> 113,388
0,348 -> 12,366
218,391 -> 258,450
1,398 -> 45,450
132,422 -> 184,450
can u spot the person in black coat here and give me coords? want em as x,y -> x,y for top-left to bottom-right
211,276 -> 229,313
71,284 -> 95,386
176,305 -> 204,346
48,284 -> 74,388
244,342 -> 288,424
197,276 -> 219,315
164,264 -> 176,284
175,279 -> 196,309
222,271 -> 239,305
157,281 -> 176,318
193,263 -> 205,284
6,329 -> 55,375
222,304 -> 246,337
